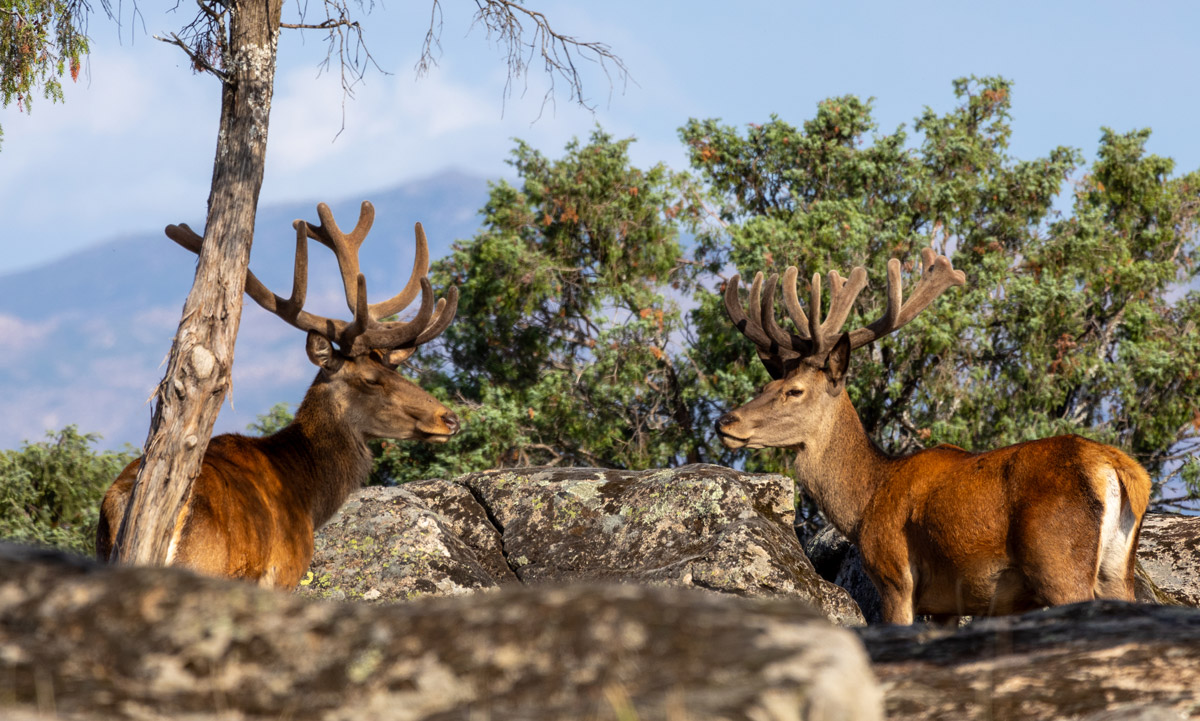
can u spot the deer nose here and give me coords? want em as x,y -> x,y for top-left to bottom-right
716,412 -> 739,430
442,411 -> 461,435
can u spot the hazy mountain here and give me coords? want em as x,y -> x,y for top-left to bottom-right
0,170 -> 490,450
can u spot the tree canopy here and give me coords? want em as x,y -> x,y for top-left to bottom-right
0,0 -> 91,149
374,77 -> 1199,512
375,129 -> 703,480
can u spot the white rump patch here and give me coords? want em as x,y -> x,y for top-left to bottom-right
1096,467 -> 1137,588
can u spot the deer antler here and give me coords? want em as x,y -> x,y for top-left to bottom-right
165,203 -> 458,356
725,247 -> 965,375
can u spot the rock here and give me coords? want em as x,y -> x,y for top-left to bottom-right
299,485 -> 510,602
859,601 -> 1200,720
403,478 -> 517,585
303,464 -> 864,626
1136,513 -> 1200,607
805,524 -> 883,624
0,542 -> 883,721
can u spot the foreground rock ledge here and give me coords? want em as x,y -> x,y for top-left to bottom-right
0,543 -> 882,721
860,601 -> 1200,720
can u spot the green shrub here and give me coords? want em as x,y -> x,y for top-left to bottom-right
0,426 -> 138,554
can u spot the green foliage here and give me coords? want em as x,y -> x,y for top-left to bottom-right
0,0 -> 90,149
0,426 -> 137,553
248,402 -> 295,436
682,76 -> 1200,510
376,129 -> 706,482
249,78 -> 1198,511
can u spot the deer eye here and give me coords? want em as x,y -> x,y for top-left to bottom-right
786,388 -> 804,398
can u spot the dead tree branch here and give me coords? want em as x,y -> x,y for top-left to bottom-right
420,0 -> 631,115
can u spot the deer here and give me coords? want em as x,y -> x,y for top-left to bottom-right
716,247 -> 1151,624
96,201 -> 461,589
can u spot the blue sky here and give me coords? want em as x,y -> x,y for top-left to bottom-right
1,0 -> 1197,275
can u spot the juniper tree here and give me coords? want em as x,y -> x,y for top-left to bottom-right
376,129 -> 702,480
682,76 -> 1200,510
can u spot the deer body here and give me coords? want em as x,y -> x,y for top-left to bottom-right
718,249 -> 1151,623
97,203 -> 460,589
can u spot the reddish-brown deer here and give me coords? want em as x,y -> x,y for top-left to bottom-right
716,248 -> 1151,623
97,202 -> 461,589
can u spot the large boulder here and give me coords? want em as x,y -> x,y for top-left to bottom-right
302,464 -> 864,626
0,542 -> 883,721
860,601 -> 1200,720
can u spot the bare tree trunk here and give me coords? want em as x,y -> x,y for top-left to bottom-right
112,0 -> 283,564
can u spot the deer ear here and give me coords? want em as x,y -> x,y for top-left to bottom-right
824,333 -> 851,385
381,347 -> 415,369
305,331 -> 344,372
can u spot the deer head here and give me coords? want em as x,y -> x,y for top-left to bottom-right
716,247 -> 965,450
166,201 -> 461,443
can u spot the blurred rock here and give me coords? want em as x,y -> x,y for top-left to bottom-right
0,542 -> 882,721
860,601 -> 1200,721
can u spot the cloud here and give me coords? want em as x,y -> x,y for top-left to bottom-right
259,55 -> 575,205
0,314 -> 57,356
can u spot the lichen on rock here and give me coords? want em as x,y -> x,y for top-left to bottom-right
303,464 -> 863,626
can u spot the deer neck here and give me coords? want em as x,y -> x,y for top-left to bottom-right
277,375 -> 374,528
791,390 -> 891,544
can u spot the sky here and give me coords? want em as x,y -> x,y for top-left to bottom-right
1,0 -> 1198,275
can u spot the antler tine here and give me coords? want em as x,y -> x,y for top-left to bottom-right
411,286 -> 460,346
847,248 -> 966,350
165,223 -> 204,254
165,222 -> 350,340
305,201 -> 376,314
781,266 -> 812,340
369,222 -> 431,319
823,268 -> 869,335
723,273 -> 775,352
306,200 -> 375,252
760,273 -> 811,355
357,276 -> 437,352
340,274 -> 371,352
808,272 -> 823,345
808,266 -> 869,359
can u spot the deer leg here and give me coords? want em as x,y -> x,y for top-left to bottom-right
875,575 -> 916,625
861,550 -> 917,624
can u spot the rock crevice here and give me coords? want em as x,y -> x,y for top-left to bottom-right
301,464 -> 864,626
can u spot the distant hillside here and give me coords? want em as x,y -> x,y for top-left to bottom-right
0,170 -> 490,450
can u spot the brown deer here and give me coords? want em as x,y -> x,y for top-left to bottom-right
97,202 -> 461,589
716,247 -> 1151,624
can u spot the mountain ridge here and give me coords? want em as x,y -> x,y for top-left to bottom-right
0,170 -> 490,450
